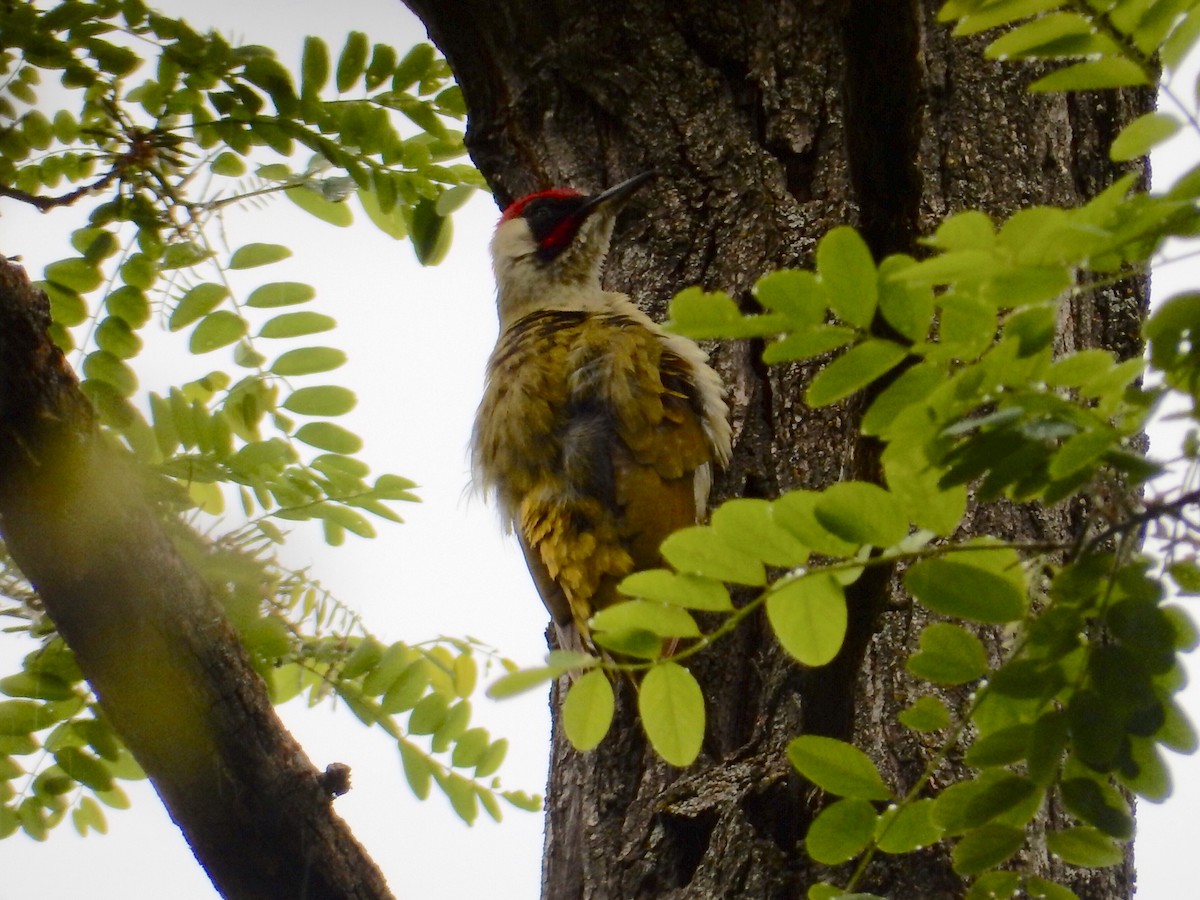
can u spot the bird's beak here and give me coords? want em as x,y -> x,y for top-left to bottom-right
579,171 -> 656,217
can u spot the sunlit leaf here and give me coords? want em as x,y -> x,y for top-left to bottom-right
229,243 -> 292,269
639,663 -> 705,767
787,735 -> 892,800
271,347 -> 347,375
807,340 -> 909,407
660,526 -> 766,585
806,797 -> 876,863
562,670 -> 615,751
766,574 -> 847,667
618,570 -> 733,612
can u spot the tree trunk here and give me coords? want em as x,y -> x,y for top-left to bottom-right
405,1 -> 1147,896
0,257 -> 393,899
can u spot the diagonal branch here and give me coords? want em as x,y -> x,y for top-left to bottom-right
0,256 -> 394,900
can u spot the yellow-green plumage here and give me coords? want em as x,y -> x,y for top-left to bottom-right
472,175 -> 730,650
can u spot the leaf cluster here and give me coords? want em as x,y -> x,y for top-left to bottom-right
1,4 -> 539,835
490,1 -> 1200,895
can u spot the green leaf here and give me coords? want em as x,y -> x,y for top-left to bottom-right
1060,777 -> 1133,839
875,798 -> 942,853
753,269 -> 828,327
436,184 -> 476,216
806,797 -> 877,863
965,872 -> 1022,900
1025,876 -> 1080,900
71,796 -> 107,836
984,12 -> 1095,59
1110,112 -> 1181,162
1118,735 -> 1171,801
710,498 -> 810,567
259,311 -> 336,338
95,316 -> 141,359
0,700 -> 44,735
936,773 -> 1040,834
210,150 -> 245,177
229,243 -> 292,269
639,663 -> 705,767
766,574 -> 848,666
301,36 -> 330,98
295,422 -> 363,453
905,558 -> 1026,623
590,600 -> 701,638
593,629 -> 663,659
119,254 -> 157,290
660,526 -> 766,585
439,771 -> 479,824
925,210 -> 995,249
83,351 -> 137,396
952,824 -> 1025,874
906,623 -> 988,685
43,283 -> 87,327
562,670 -> 615,751
807,339 -> 909,407
899,696 -> 951,732
409,197 -> 452,265
878,255 -> 934,342
451,727 -> 490,768
161,241 -> 210,269
762,325 -> 858,364
772,490 -> 858,557
667,287 -> 775,339
44,257 -> 102,293
408,693 -> 449,735
0,673 -> 75,701
1049,428 -> 1116,479
336,31 -> 369,92
189,311 -> 247,354
22,110 -> 52,150
168,284 -> 226,332
487,667 -> 557,699
271,347 -> 347,375
787,735 -> 892,801
1067,689 -> 1124,771
1045,826 -> 1124,868
359,186 -> 408,239
1030,58 -> 1150,92
283,386 -> 357,416
476,739 -> 510,778
966,724 -> 1033,768
393,43 -> 436,91
618,570 -> 733,612
399,741 -> 433,799
862,363 -> 944,437
813,481 -> 908,547
818,226 -> 877,328
286,186 -> 354,227
900,249 -> 998,286
246,282 -> 316,308
807,886 -> 887,900
52,747 -> 112,792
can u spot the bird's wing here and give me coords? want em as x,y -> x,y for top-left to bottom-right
609,341 -> 717,581
500,314 -> 721,646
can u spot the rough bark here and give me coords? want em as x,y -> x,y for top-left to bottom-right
405,1 -> 1147,898
0,257 -> 392,900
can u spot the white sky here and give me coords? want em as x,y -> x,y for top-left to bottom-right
0,1 -> 1196,897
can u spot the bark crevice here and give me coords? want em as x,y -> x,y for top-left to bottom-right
841,0 -> 926,258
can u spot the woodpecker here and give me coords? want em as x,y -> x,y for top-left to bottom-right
471,172 -> 732,653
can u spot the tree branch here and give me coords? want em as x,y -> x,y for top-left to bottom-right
0,256 -> 393,900
0,169 -> 119,211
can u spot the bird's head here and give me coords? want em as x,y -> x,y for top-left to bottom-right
490,172 -> 655,324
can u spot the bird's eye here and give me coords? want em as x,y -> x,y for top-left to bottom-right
526,201 -> 562,231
